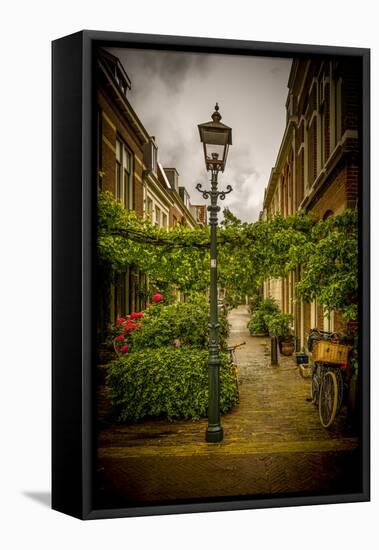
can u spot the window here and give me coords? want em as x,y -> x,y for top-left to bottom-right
335,78 -> 342,143
162,213 -> 168,228
143,138 -> 158,174
146,197 -> 153,218
115,138 -> 133,208
155,206 -> 161,226
97,110 -> 102,189
115,140 -> 122,201
318,76 -> 326,169
114,271 -> 128,320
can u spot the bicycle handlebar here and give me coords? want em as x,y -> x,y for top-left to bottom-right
228,342 -> 246,351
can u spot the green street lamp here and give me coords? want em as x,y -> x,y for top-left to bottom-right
196,103 -> 232,443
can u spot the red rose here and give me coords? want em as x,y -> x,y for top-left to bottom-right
124,321 -> 140,333
130,312 -> 143,320
120,344 -> 129,353
115,334 -> 124,342
116,317 -> 126,325
152,293 -> 164,303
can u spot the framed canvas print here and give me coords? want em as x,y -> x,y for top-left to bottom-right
52,30 -> 370,519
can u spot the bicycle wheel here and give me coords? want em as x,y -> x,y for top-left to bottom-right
310,361 -> 319,405
319,369 -> 339,428
335,367 -> 344,413
311,373 -> 319,405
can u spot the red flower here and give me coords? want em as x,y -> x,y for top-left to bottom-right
152,293 -> 164,303
124,321 -> 141,333
116,317 -> 126,325
115,334 -> 124,342
120,344 -> 129,353
130,312 -> 143,320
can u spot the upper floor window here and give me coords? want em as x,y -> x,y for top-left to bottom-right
115,139 -> 133,209
143,137 -> 158,175
114,64 -> 131,98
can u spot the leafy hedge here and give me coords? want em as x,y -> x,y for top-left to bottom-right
247,297 -> 280,335
128,301 -> 229,350
107,347 -> 238,422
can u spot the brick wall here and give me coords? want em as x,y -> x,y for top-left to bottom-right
169,204 -> 183,227
346,163 -> 359,209
310,165 -> 347,218
97,90 -> 145,216
263,58 -> 360,346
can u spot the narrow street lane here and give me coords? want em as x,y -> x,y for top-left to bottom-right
96,306 -> 360,507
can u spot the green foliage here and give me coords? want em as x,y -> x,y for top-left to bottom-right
265,312 -> 293,337
98,191 -> 358,322
247,298 -> 280,335
107,347 -> 238,422
128,301 -> 229,350
98,191 -> 210,293
248,293 -> 263,315
291,211 -> 358,321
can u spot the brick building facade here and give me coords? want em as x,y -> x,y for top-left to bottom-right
260,58 -> 361,348
96,49 -> 200,336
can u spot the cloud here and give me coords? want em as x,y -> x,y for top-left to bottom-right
107,48 -> 292,222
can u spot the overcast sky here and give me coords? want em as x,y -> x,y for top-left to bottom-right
108,48 -> 292,222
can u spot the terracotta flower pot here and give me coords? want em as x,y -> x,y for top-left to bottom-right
279,337 -> 295,356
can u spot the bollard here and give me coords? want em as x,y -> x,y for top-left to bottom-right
271,335 -> 278,366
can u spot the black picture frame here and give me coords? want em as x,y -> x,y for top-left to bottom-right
52,30 -> 370,520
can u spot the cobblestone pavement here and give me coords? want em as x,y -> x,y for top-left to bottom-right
96,306 -> 361,508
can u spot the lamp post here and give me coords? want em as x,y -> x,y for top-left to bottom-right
196,103 -> 232,443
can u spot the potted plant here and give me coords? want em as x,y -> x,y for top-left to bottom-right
295,348 -> 311,378
266,312 -> 295,356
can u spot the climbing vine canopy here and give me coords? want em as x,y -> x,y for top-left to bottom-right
97,191 -> 358,321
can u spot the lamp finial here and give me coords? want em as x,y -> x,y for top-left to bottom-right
211,103 -> 222,122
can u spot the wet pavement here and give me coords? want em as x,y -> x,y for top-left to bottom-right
95,306 -> 361,508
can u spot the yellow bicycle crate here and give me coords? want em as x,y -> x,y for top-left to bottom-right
312,339 -> 350,364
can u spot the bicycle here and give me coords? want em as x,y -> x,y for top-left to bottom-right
227,342 -> 246,403
307,329 -> 351,428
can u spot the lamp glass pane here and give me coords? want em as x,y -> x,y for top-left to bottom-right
205,143 -> 225,160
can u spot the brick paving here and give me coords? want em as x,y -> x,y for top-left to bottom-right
95,306 -> 361,508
